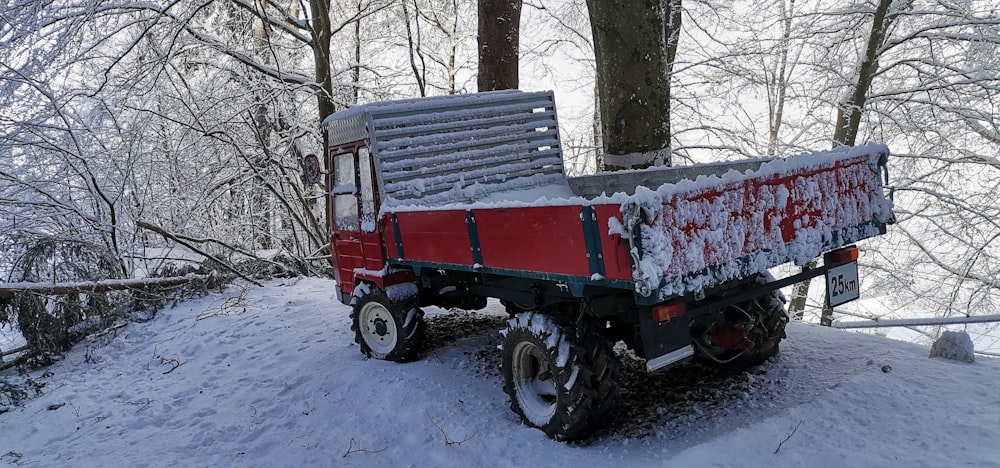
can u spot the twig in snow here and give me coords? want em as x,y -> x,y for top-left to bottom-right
159,357 -> 184,374
342,438 -> 387,457
427,411 -> 475,445
774,420 -> 802,454
124,398 -> 153,413
197,284 -> 251,321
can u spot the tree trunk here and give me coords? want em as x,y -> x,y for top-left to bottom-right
402,0 -> 427,96
477,0 -> 521,91
309,0 -> 335,123
353,0 -> 362,105
831,0 -> 895,147
766,0 -> 795,157
586,0 -> 679,170
309,0 -> 335,250
791,0 -> 900,322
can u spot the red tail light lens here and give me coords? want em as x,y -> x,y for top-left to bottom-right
826,246 -> 859,265
651,300 -> 686,322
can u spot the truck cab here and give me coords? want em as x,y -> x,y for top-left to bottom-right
327,144 -> 386,302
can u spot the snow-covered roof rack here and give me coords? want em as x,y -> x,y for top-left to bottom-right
323,90 -> 566,206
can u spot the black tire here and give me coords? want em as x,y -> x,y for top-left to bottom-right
699,278 -> 788,371
501,312 -> 621,441
350,284 -> 426,362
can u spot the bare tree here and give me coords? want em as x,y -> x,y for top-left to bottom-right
401,0 -> 477,96
0,0 -> 399,280
520,0 -> 599,173
830,0 -> 903,147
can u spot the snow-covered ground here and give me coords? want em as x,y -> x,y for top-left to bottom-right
2,277 -> 999,467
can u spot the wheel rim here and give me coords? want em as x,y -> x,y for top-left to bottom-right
359,301 -> 397,355
511,341 -> 557,426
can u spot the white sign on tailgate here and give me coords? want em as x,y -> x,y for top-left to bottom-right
826,262 -> 860,307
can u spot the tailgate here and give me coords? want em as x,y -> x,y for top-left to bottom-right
625,144 -> 894,302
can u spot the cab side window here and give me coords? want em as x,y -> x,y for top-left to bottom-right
358,147 -> 377,233
332,151 -> 358,231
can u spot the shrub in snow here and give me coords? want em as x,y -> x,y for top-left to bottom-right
7,239 -> 128,366
929,331 -> 975,363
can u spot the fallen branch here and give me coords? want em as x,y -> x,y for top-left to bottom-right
1,345 -> 29,358
0,355 -> 28,372
159,357 -> 184,375
0,345 -> 30,370
427,411 -> 475,445
136,221 -> 263,287
342,438 -> 387,457
197,284 -> 251,320
88,322 -> 129,341
0,275 -> 209,299
774,420 -> 802,454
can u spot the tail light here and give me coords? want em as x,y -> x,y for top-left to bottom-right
825,245 -> 859,266
651,300 -> 686,322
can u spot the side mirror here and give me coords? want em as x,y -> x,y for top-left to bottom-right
303,154 -> 322,184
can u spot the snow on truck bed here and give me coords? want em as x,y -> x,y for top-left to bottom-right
618,144 -> 894,300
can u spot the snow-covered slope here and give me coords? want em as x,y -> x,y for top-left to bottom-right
2,278 -> 998,467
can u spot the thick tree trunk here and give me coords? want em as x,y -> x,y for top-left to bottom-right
309,0 -> 335,250
587,0 -> 679,170
477,0 -> 521,91
309,0 -> 335,124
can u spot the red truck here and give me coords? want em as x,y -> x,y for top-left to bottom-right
312,90 -> 894,440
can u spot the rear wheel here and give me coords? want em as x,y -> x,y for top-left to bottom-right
351,284 -> 425,362
501,312 -> 620,441
697,276 -> 788,371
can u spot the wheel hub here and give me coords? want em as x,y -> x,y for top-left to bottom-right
373,318 -> 388,336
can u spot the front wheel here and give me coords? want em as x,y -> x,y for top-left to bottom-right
501,312 -> 620,441
351,284 -> 425,362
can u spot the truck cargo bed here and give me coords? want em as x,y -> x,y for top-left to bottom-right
384,145 -> 893,304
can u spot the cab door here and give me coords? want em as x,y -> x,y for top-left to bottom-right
330,148 -> 364,297
356,147 -> 387,272
329,146 -> 386,299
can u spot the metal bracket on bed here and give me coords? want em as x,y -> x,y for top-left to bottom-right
622,202 -> 653,297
